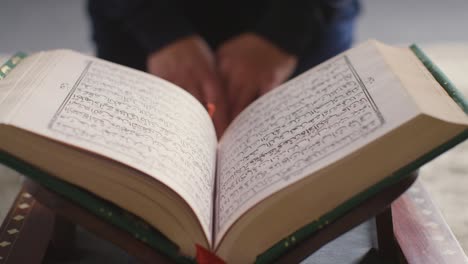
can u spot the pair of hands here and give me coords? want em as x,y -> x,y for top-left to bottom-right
147,33 -> 297,137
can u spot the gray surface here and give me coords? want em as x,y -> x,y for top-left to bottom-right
0,0 -> 92,53
301,220 -> 377,264
356,0 -> 468,44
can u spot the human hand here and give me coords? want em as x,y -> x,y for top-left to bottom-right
147,35 -> 229,137
216,33 -> 297,119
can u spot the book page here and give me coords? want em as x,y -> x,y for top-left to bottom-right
214,41 -> 420,244
4,50 -> 217,241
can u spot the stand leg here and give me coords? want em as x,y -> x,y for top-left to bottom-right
44,215 -> 76,261
375,207 -> 399,261
52,215 -> 76,251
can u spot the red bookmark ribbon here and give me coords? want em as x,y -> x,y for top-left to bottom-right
195,244 -> 226,264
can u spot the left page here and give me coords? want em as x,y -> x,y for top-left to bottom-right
1,50 -> 218,243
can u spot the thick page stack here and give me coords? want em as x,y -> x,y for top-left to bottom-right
0,40 -> 467,263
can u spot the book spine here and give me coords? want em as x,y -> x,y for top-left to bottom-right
0,52 -> 27,80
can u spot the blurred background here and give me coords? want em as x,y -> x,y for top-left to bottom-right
1,0 -> 468,255
1,0 -> 468,53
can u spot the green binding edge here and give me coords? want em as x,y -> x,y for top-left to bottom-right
0,52 -> 27,80
0,151 -> 194,264
410,44 -> 468,112
255,44 -> 468,263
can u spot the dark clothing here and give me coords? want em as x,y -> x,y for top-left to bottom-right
88,0 -> 359,75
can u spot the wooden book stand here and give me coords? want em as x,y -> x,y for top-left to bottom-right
1,172 -> 467,263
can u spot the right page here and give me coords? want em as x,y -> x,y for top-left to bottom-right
214,41 -> 421,245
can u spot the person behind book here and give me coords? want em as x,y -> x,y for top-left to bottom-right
87,0 -> 360,137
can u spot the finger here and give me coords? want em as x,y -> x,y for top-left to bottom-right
258,80 -> 277,96
180,68 -> 208,103
211,99 -> 230,138
201,75 -> 230,138
200,72 -> 221,104
171,77 -> 204,104
226,77 -> 257,120
187,85 -> 204,104
217,57 -> 255,120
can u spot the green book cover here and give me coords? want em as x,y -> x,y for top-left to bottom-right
0,45 -> 467,264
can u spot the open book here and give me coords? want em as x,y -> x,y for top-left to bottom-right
0,40 -> 467,263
